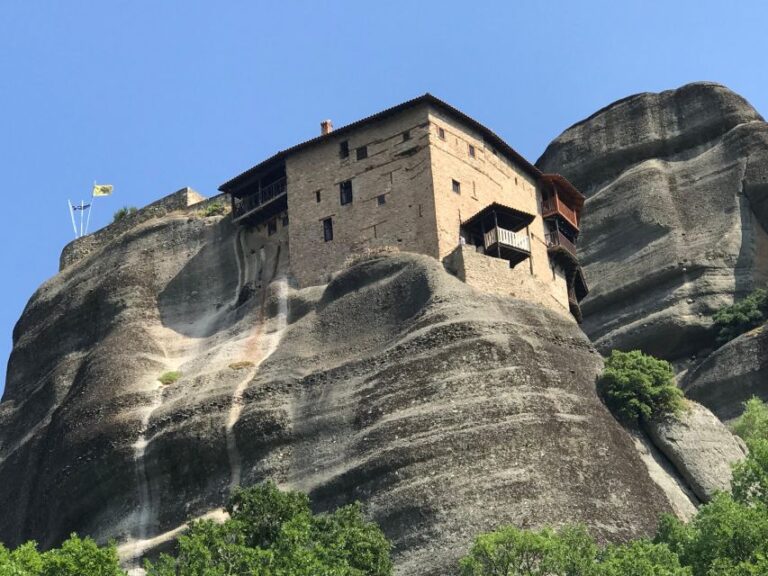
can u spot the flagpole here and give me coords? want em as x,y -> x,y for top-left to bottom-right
80,200 -> 84,237
85,194 -> 93,235
68,200 -> 78,238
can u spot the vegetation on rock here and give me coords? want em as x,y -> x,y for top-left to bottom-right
0,534 -> 124,576
158,371 -> 181,385
145,482 -> 392,575
713,288 -> 768,345
112,206 -> 138,223
201,201 -> 227,217
598,350 -> 684,423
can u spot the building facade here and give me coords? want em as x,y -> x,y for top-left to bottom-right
220,95 -> 587,321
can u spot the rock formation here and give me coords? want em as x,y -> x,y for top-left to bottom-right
682,324 -> 768,421
537,82 -> 768,365
2,207 -> 692,575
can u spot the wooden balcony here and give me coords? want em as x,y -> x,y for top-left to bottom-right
483,226 -> 531,266
233,177 -> 287,224
545,230 -> 577,257
542,194 -> 579,231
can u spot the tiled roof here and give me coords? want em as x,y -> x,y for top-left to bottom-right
219,94 -> 547,192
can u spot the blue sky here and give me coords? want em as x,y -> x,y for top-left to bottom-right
1,1 -> 766,396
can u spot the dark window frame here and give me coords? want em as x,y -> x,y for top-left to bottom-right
315,190 -> 321,203
356,145 -> 368,160
340,180 -> 353,205
402,130 -> 410,141
377,194 -> 386,205
339,141 -> 349,159
323,217 -> 334,242
452,179 -> 461,194
468,144 -> 475,158
437,126 -> 446,140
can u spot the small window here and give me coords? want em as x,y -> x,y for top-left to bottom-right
339,141 -> 349,159
452,179 -> 461,194
402,130 -> 410,141
377,194 -> 386,205
267,219 -> 277,236
315,190 -> 321,203
340,180 -> 353,205
282,214 -> 289,226
356,146 -> 368,160
468,144 -> 475,158
437,126 -> 445,140
323,218 -> 333,242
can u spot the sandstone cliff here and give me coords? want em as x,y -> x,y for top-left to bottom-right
537,82 -> 768,365
2,207 -> 692,574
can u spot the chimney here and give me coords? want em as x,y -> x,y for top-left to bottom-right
320,119 -> 333,135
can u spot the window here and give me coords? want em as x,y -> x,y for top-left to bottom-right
377,194 -> 386,205
356,145 -> 368,160
402,130 -> 410,141
267,219 -> 277,236
323,218 -> 334,242
340,180 -> 353,205
468,144 -> 475,158
315,190 -> 321,203
339,141 -> 349,159
452,179 -> 461,194
282,214 -> 289,226
437,126 -> 446,140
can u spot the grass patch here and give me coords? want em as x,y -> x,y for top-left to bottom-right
229,361 -> 255,371
158,371 -> 182,385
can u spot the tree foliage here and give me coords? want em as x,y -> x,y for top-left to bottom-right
712,289 -> 768,345
145,481 -> 392,576
598,350 -> 684,423
0,534 -> 124,576
731,397 -> 768,446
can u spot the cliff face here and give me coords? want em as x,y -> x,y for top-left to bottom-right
537,82 -> 768,364
1,210 -> 684,574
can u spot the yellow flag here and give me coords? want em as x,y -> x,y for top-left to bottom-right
92,184 -> 113,197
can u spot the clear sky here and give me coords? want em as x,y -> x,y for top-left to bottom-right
1,1 -> 766,396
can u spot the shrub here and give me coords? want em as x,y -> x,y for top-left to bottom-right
145,482 -> 392,575
112,206 -> 138,223
201,202 -> 227,217
597,540 -> 690,576
158,371 -> 181,385
713,289 -> 768,345
598,350 -> 684,423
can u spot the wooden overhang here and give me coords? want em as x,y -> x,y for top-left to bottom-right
461,202 -> 536,235
540,173 -> 585,209
229,159 -> 287,225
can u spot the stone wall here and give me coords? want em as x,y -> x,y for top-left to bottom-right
427,107 -> 569,307
444,245 -> 571,318
59,188 -> 222,270
286,104 -> 438,287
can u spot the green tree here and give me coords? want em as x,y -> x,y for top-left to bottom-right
145,482 -> 392,576
731,397 -> 768,445
598,350 -> 685,423
0,535 -> 124,576
597,540 -> 690,576
459,524 -> 598,576
655,494 -> 768,576
712,289 -> 768,345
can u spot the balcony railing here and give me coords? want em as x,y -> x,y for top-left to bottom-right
545,230 -> 577,257
233,177 -> 287,219
484,226 -> 531,253
542,195 -> 579,230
